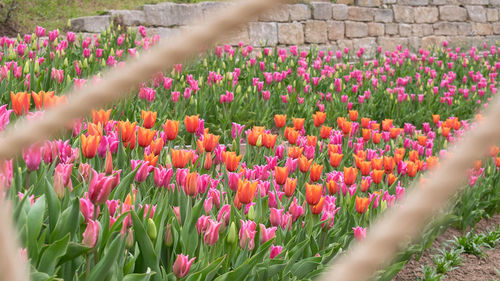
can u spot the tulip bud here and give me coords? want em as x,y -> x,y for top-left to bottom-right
443,140 -> 447,149
236,85 -> 241,95
23,61 -> 30,74
83,58 -> 88,68
164,223 -> 173,247
63,57 -> 68,67
105,150 -> 113,175
203,59 -> 207,67
126,228 -> 134,249
380,200 -> 387,213
34,59 -> 40,74
227,222 -> 236,244
256,135 -> 262,147
247,205 -> 255,220
147,218 -> 157,241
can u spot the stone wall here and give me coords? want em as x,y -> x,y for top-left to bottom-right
71,0 -> 500,56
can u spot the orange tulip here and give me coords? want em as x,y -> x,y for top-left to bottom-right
274,166 -> 289,185
185,172 -> 198,197
163,120 -> 179,141
327,179 -> 339,195
91,109 -> 111,126
361,117 -> 370,128
328,144 -> 339,155
371,169 -> 384,184
138,127 -> 156,148
329,152 -> 343,168
237,179 -> 258,204
118,121 -> 137,143
355,196 -> 370,214
383,156 -> 395,173
362,128 -> 371,141
372,132 -> 382,144
356,150 -> 367,160
306,135 -> 317,147
359,161 -> 371,176
298,155 -> 312,173
274,114 -> 287,128
283,177 -> 297,197
417,135 -> 428,146
204,152 -> 213,170
312,111 -> 326,127
389,128 -> 400,139
360,178 -> 371,192
409,150 -> 419,162
382,119 -> 393,131
370,122 -> 380,131
87,122 -> 103,137
320,126 -> 332,139
292,117 -> 305,130
496,157 -> 500,167
336,116 -> 346,128
144,152 -> 158,167
348,110 -> 358,121
248,126 -> 265,146
287,146 -> 303,159
184,115 -> 199,133
309,163 -> 323,182
394,148 -> 405,163
203,133 -> 219,152
311,196 -> 325,215
406,161 -> 418,177
171,149 -> 192,169
426,156 -> 439,170
441,125 -> 451,138
262,133 -> 277,149
149,138 -> 164,155
141,110 -> 157,129
11,91 -> 31,115
285,128 -> 299,145
32,90 -> 55,110
104,150 -> 113,175
341,121 -> 352,136
305,183 -> 322,206
473,160 -> 482,171
490,145 -> 499,157
343,167 -> 358,186
371,157 -> 383,170
432,114 -> 440,124
387,173 -> 397,186
81,134 -> 101,159
223,151 -> 242,172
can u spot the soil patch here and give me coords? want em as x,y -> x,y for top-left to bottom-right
0,21 -> 18,37
393,214 -> 500,281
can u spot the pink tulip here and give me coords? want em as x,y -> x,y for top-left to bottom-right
196,215 -> 210,234
82,219 -> 99,248
217,204 -> 231,227
269,245 -> 283,259
80,197 -> 96,222
269,208 -> 283,227
0,105 -> 12,131
239,220 -> 256,250
204,219 -> 222,246
172,254 -> 195,279
153,165 -> 173,188
259,224 -> 276,243
53,163 -> 73,198
88,170 -> 114,205
0,159 -> 13,189
353,226 -> 367,241
23,144 -> 43,171
131,160 -> 153,182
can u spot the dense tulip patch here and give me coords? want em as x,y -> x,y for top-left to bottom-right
0,25 -> 499,280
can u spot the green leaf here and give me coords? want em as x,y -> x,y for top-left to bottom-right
290,256 -> 321,279
58,242 -> 92,264
44,178 -> 61,232
27,195 -> 46,261
50,197 -> 80,242
87,235 -> 124,281
38,234 -> 70,275
123,268 -> 155,281
185,256 -> 225,281
31,271 -> 55,281
131,211 -> 161,281
110,166 -> 138,199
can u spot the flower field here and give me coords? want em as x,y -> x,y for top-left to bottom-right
0,25 -> 499,281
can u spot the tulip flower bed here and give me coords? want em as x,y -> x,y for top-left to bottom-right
0,26 -> 499,281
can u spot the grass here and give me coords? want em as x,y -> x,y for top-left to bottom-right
6,0 -> 212,34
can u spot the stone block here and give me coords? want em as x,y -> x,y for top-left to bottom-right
415,7 -> 439,23
433,22 -> 458,35
312,3 -> 332,20
421,35 -> 446,48
394,5 -> 414,23
445,36 -> 474,49
385,23 -> 399,35
356,0 -> 382,7
456,22 -> 473,35
368,22 -> 384,36
336,39 -> 353,52
348,7 -> 374,21
327,21 -> 345,40
249,22 -> 278,46
408,37 -> 421,51
304,20 -> 328,43
278,23 -> 304,45
219,25 -> 250,46
491,0 -> 500,7
399,24 -> 412,36
374,9 -> 393,22
466,6 -> 486,22
144,3 -> 203,26
288,4 -> 311,21
398,0 -> 429,4
471,23 -> 493,35
345,21 -> 368,38
352,37 -> 376,57
260,6 -> 290,22
109,10 -> 145,26
487,8 -> 499,21
384,0 -> 397,3
146,27 -> 181,39
459,0 -> 488,4
332,4 -> 348,20
412,24 -> 433,36
199,2 -> 233,20
439,6 -> 467,21
71,16 -> 110,33
337,0 -> 355,4
377,37 -> 409,52
494,23 -> 500,34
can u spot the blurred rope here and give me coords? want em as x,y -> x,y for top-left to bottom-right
0,0 -> 284,280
